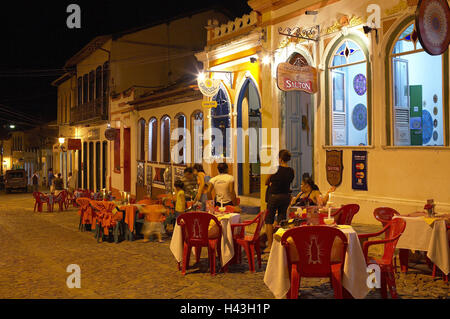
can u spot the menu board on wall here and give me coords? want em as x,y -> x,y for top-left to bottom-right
352,151 -> 368,191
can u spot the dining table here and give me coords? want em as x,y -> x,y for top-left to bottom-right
394,213 -> 450,275
264,224 -> 370,299
170,212 -> 241,270
114,202 -> 146,241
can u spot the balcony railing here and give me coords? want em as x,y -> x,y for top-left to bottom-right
70,96 -> 108,125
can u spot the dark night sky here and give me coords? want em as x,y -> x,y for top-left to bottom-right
0,0 -> 251,130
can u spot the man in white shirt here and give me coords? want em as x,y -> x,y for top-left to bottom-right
207,162 -> 236,206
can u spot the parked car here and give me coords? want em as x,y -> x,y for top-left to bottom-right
4,169 -> 28,193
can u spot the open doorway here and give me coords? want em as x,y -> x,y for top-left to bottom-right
237,78 -> 261,197
284,52 -> 314,194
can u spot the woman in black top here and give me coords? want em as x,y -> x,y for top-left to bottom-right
265,149 -> 294,252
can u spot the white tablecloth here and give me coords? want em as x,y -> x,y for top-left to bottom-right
170,213 -> 241,267
394,216 -> 449,275
264,226 -> 370,299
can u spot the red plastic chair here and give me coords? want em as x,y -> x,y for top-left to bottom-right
373,207 -> 400,226
33,192 -> 49,212
52,191 -> 66,212
177,212 -> 223,276
373,207 -> 400,272
65,191 -> 76,209
231,210 -> 267,272
432,224 -> 449,283
90,200 -> 122,243
333,204 -> 360,225
281,226 -> 348,299
76,198 -> 93,231
358,218 -> 406,298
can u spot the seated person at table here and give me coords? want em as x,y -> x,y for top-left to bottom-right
53,173 -> 65,195
207,163 -> 236,207
290,174 -> 335,207
181,167 -> 198,201
141,204 -> 167,243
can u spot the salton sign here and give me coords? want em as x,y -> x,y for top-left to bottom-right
276,62 -> 318,94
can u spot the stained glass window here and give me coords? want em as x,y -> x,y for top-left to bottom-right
211,87 -> 231,157
329,39 -> 368,146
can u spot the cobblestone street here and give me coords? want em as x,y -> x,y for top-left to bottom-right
0,191 -> 448,299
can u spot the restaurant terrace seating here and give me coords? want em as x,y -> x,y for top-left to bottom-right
177,212 -> 223,276
373,207 -> 400,226
231,210 -> 267,272
52,190 -> 67,212
432,224 -> 449,283
334,204 -> 360,225
76,198 -> 93,232
373,207 -> 401,272
33,191 -> 50,212
358,218 -> 406,299
280,226 -> 348,299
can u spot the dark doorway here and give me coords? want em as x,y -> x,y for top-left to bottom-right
89,142 -> 94,191
83,142 -> 87,189
95,142 -> 100,192
102,141 -> 107,189
124,128 -> 131,192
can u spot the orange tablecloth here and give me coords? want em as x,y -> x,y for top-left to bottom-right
120,205 -> 138,232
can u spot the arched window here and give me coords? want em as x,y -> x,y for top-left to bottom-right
191,111 -> 204,164
161,115 -> 171,163
148,118 -> 157,162
329,39 -> 368,146
174,113 -> 186,164
137,118 -> 146,161
390,22 -> 444,146
211,87 -> 231,157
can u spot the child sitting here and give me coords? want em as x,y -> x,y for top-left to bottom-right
140,204 -> 167,243
164,180 -> 185,233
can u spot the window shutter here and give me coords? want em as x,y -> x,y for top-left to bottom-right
392,58 -> 410,145
331,70 -> 347,145
332,113 -> 347,145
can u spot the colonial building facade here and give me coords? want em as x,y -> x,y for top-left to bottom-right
196,0 -> 450,223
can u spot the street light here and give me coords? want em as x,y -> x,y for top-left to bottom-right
9,125 -> 15,129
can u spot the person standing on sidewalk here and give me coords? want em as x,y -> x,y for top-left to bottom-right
48,168 -> 55,192
32,172 -> 39,193
264,149 -> 294,253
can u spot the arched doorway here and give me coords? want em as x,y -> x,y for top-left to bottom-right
236,77 -> 261,197
285,52 -> 314,194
